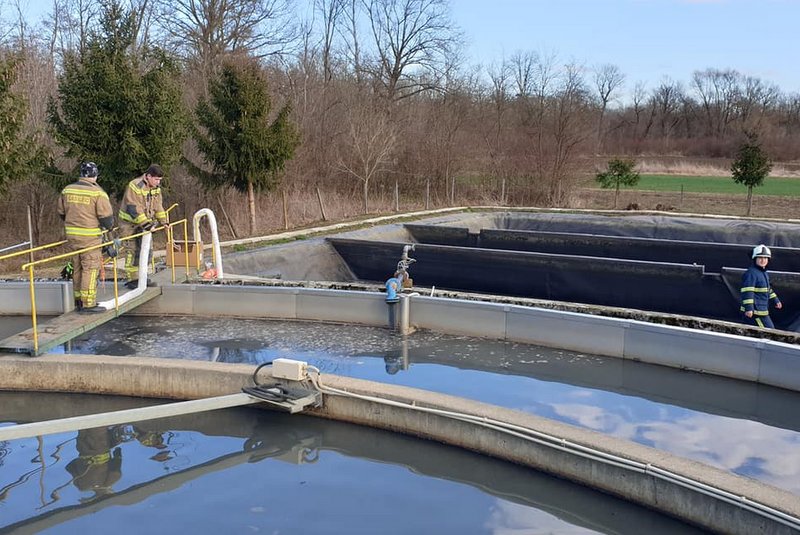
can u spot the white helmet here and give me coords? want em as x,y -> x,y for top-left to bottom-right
752,244 -> 772,259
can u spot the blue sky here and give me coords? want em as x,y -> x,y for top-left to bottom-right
452,0 -> 800,93
16,0 -> 800,94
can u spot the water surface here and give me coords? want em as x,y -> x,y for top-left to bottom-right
51,315 -> 800,495
0,392 -> 707,535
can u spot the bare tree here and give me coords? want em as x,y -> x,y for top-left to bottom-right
44,0 -> 99,61
738,75 -> 779,131
155,0 -> 298,77
508,53 -> 593,205
340,0 -> 363,82
778,93 -> 800,138
546,62 -> 592,204
128,0 -> 156,53
593,63 -> 624,151
630,81 -> 650,143
652,78 -> 685,145
316,0 -> 345,82
337,95 -> 396,213
7,0 -> 29,48
363,0 -> 462,101
510,50 -> 557,188
691,68 -> 739,136
424,73 -> 474,203
286,12 -> 339,183
511,49 -> 558,129
509,50 -> 535,97
483,59 -> 511,179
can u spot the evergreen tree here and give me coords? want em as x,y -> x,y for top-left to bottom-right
47,1 -> 186,197
0,56 -> 46,195
731,131 -> 772,216
595,158 -> 640,209
186,59 -> 299,235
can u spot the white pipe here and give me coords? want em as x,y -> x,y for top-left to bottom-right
399,293 -> 419,335
97,232 -> 152,309
0,240 -> 31,254
61,281 -> 72,313
0,393 -> 260,442
399,295 -> 411,335
192,208 -> 224,279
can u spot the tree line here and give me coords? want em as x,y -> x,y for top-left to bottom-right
1,0 -> 799,245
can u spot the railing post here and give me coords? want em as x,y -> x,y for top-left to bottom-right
112,254 -> 119,311
183,220 -> 190,281
27,206 -> 34,266
28,265 -> 38,354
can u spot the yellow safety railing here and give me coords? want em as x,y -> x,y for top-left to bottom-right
20,219 -> 192,354
165,203 -> 215,270
166,218 -> 192,284
158,204 -> 183,281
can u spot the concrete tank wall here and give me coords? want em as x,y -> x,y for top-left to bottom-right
131,285 -> 800,392
0,281 -> 70,315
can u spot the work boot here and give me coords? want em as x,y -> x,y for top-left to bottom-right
74,299 -> 83,312
79,305 -> 106,314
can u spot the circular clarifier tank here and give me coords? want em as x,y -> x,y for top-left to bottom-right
51,315 -> 800,497
0,391 -> 708,534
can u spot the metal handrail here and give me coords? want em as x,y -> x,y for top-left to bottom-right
0,241 -> 31,254
166,219 -> 192,284
22,227 -> 167,269
20,219 -> 190,354
0,240 -> 67,263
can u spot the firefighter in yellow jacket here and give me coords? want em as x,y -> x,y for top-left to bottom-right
57,162 -> 114,313
66,426 -> 123,503
118,164 -> 168,288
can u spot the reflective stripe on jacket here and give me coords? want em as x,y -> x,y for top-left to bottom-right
57,180 -> 113,238
118,176 -> 167,226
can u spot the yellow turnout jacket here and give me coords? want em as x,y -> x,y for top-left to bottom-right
57,179 -> 114,239
118,176 -> 167,227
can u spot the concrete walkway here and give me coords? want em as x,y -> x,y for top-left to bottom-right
0,287 -> 161,355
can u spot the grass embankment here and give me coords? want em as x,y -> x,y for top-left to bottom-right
626,175 -> 800,196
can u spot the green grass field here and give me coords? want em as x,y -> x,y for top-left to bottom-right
622,175 -> 800,196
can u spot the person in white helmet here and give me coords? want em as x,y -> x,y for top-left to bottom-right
740,244 -> 782,328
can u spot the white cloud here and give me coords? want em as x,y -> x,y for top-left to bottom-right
550,402 -> 800,494
485,500 -> 600,535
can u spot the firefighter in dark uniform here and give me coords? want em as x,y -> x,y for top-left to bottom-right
118,164 -> 168,288
57,162 -> 114,313
740,244 -> 783,329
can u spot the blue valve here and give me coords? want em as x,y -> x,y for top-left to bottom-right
385,277 -> 401,303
